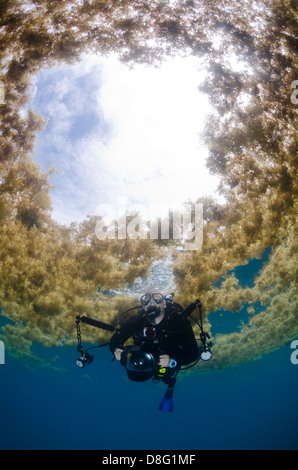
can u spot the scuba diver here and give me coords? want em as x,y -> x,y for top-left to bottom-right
75,289 -> 212,412
110,289 -> 199,412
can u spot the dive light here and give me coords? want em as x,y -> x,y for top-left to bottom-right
76,352 -> 94,368
200,345 -> 212,361
199,331 -> 213,361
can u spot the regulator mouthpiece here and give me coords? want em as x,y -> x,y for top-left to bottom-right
145,306 -> 161,321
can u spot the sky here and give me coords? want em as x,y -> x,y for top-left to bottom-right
31,53 -> 221,226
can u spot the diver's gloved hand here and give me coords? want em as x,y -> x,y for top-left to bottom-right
158,355 -> 178,369
158,354 -> 171,367
114,348 -> 124,361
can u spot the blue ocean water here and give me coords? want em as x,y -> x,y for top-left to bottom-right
0,333 -> 297,450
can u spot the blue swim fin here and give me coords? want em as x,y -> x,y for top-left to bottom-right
158,388 -> 174,412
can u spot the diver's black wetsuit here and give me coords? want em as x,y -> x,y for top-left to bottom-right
109,306 -> 199,387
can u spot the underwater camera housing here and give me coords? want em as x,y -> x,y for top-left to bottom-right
121,347 -> 156,382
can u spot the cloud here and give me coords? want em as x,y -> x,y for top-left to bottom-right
98,55 -> 220,209
31,54 -> 220,225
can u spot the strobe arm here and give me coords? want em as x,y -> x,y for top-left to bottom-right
180,299 -> 200,321
76,315 -> 116,332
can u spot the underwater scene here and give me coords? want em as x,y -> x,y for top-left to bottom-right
0,0 -> 297,451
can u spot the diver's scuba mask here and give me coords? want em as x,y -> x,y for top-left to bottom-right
141,293 -> 164,322
140,293 -> 164,306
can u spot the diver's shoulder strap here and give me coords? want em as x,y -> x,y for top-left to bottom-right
164,303 -> 185,329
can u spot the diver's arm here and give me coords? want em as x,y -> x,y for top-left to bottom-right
109,328 -> 131,355
109,315 -> 143,356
